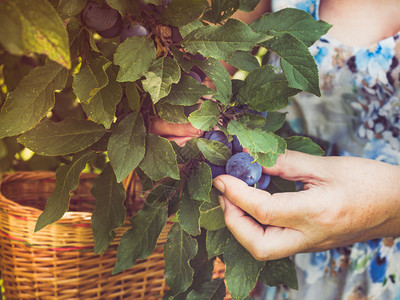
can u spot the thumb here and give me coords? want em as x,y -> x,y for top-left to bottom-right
213,174 -> 307,228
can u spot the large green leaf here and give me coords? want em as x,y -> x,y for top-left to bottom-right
199,189 -> 226,231
91,163 -> 127,255
72,56 -> 111,104
81,66 -> 123,129
239,0 -> 261,12
106,0 -> 140,16
114,36 -> 156,82
0,61 -> 67,139
206,227 -> 231,259
161,0 -> 208,27
18,119 -> 106,156
142,57 -> 181,103
259,257 -> 298,290
207,0 -> 240,23
112,202 -> 168,274
227,120 -> 278,156
107,112 -> 146,182
262,33 -> 320,96
195,58 -> 232,105
237,65 -> 299,112
286,136 -> 325,156
178,189 -> 202,236
139,134 -> 180,181
250,8 -> 331,47
197,138 -> 231,166
34,151 -> 96,232
186,278 -> 226,300
225,50 -> 260,73
188,100 -> 220,131
0,0 -> 71,69
182,19 -> 270,61
224,237 -> 265,300
187,161 -> 212,202
157,102 -> 188,124
164,223 -> 198,295
161,75 -> 215,106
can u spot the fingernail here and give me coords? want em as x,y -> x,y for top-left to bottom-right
218,195 -> 225,212
213,178 -> 225,194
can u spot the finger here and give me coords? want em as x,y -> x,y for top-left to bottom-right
149,119 -> 203,137
221,196 -> 306,260
245,149 -> 327,183
165,136 -> 194,147
213,174 -> 308,228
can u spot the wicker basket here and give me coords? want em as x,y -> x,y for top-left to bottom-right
0,171 -> 172,299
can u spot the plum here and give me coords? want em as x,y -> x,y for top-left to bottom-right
225,152 -> 262,185
82,1 -> 121,32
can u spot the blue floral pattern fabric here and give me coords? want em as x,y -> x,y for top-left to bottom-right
262,0 -> 400,299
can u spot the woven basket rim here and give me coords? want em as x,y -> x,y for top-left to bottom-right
0,171 -> 98,221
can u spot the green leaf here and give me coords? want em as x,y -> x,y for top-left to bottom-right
125,82 -> 141,111
188,100 -> 220,131
161,0 -> 208,27
226,50 -> 260,73
195,58 -> 232,105
0,61 -> 67,139
239,0 -> 261,12
107,112 -> 146,182
259,257 -> 298,290
188,161 -> 212,202
209,0 -> 240,23
224,237 -> 265,300
157,102 -> 188,124
178,20 -> 205,39
197,138 -> 232,166
72,56 -> 111,103
199,189 -> 226,231
227,120 -> 278,155
143,57 -> 181,103
57,0 -> 87,16
250,8 -> 332,47
165,223 -> 198,294
34,151 -> 96,232
186,278 -> 226,300
286,136 -> 325,156
262,33 -> 320,96
206,227 -> 231,259
182,19 -> 271,61
178,189 -> 202,236
114,36 -> 156,82
81,66 -> 122,129
91,163 -> 126,255
139,134 -> 180,181
237,65 -> 299,112
172,138 -> 201,164
106,0 -> 140,16
112,201 -> 168,274
0,0 -> 71,69
161,75 -> 215,106
262,112 -> 287,133
18,118 -> 106,156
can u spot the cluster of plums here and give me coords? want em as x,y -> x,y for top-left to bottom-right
81,1 -> 150,40
203,130 -> 271,190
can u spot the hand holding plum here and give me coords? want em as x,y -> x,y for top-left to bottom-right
213,150 -> 400,261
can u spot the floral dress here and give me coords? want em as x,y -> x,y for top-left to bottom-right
261,0 -> 400,299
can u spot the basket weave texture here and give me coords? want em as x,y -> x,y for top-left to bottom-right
0,171 -> 171,300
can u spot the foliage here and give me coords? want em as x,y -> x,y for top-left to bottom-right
0,0 -> 331,299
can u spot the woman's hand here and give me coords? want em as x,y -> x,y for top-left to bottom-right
213,150 -> 400,261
